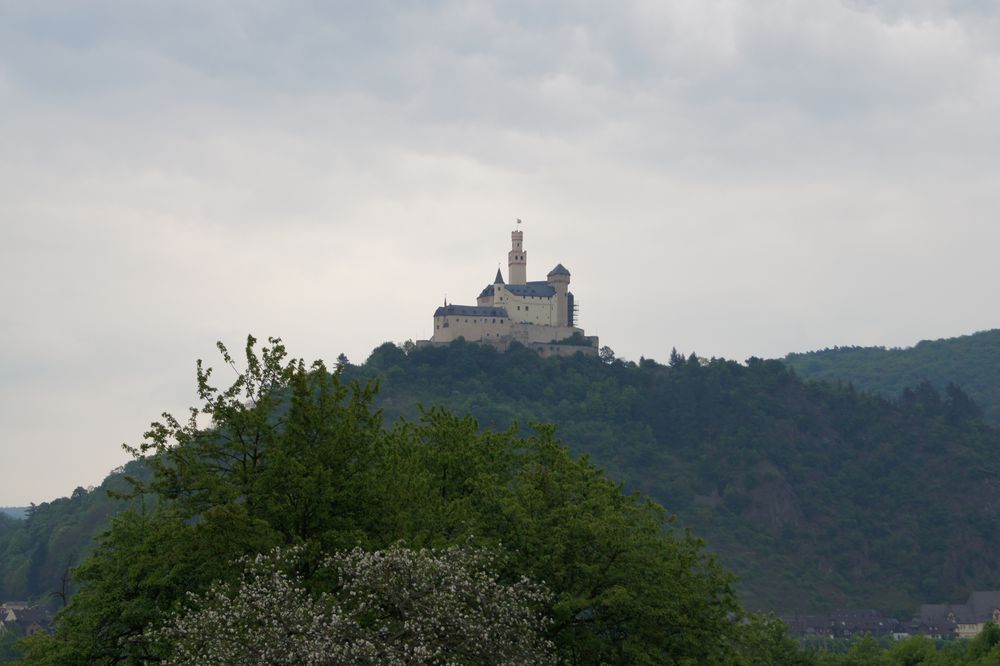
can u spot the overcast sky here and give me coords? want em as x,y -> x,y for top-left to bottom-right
2,0 -> 999,505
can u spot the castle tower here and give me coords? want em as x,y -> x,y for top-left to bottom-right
547,264 -> 571,327
508,230 -> 526,285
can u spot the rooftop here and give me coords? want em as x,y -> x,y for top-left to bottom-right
434,305 -> 509,318
505,281 -> 556,298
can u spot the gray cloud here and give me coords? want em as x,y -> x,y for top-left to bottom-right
2,0 -> 999,503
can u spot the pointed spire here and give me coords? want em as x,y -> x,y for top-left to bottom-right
494,268 -> 505,284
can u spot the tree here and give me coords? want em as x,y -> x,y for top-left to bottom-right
0,629 -> 22,662
669,346 -> 685,367
968,621 -> 1000,660
726,613 -> 814,666
28,335 -> 745,664
152,544 -> 555,665
599,345 -> 616,364
372,411 -> 741,664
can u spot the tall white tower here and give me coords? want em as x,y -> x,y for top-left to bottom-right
508,229 -> 526,285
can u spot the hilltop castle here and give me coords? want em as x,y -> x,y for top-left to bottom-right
420,227 -> 599,357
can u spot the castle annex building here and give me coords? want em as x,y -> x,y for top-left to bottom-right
421,228 -> 598,357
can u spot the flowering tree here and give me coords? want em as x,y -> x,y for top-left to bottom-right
28,336 -> 740,663
152,544 -> 555,665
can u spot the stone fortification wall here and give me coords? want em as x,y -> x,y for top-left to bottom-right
432,312 -> 511,344
495,288 -> 557,326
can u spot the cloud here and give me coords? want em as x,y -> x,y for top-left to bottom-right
1,0 -> 999,503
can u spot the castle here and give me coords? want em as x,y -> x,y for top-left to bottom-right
420,227 -> 599,357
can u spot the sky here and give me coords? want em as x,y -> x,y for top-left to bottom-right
2,0 -> 999,505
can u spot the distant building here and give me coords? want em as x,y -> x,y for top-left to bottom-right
782,609 -> 899,638
420,226 -> 598,357
913,591 -> 1000,639
0,604 -> 53,637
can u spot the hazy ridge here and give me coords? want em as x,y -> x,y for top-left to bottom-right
784,329 -> 1000,424
3,334 -> 999,619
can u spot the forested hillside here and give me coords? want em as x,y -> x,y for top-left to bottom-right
345,341 -> 1000,616
19,338 -> 752,664
4,338 -> 1000,620
0,508 -> 28,520
784,329 -> 1000,424
0,462 -> 145,604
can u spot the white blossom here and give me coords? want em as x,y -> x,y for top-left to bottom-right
150,544 -> 555,665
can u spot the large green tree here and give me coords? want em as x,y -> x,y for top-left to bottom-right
22,336 -> 743,665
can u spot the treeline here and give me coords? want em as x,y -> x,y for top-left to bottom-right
0,509 -> 29,521
17,337 -> 765,664
3,335 -> 1000,628
0,466 -> 146,604
784,329 -> 1000,424
345,339 -> 1000,616
807,630 -> 1000,665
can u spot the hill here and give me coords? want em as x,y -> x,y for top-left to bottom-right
3,339 -> 999,619
345,341 -> 1000,616
0,507 -> 28,520
0,463 -> 145,604
784,329 -> 1000,424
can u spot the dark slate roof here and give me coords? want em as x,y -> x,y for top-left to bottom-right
494,268 -> 504,284
966,591 -> 1000,619
547,263 -> 570,276
917,604 -> 951,623
505,281 -> 555,297
919,592 -> 1000,624
478,284 -> 495,298
434,305 -> 508,318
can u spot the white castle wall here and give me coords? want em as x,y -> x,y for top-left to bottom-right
425,228 -> 596,353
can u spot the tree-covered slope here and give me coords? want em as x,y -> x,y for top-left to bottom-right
5,338 -> 1000,620
784,329 -> 1000,424
347,341 -> 1000,616
0,507 -> 28,520
0,461 -> 145,604
23,338 -> 746,665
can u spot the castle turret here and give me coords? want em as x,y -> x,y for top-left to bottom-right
508,230 -> 526,285
547,263 -> 570,327
419,228 -> 597,357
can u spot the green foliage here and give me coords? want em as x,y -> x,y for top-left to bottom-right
784,329 -> 1000,424
553,332 -> 591,346
801,628 -> 1000,666
0,629 -> 23,662
726,613 -> 816,666
0,467 -> 146,606
0,508 -> 28,521
28,336 -> 741,665
11,333 -> 1000,663
344,340 -> 1000,615
967,621 -> 1000,660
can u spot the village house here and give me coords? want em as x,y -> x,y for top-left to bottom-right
913,591 -> 1000,639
